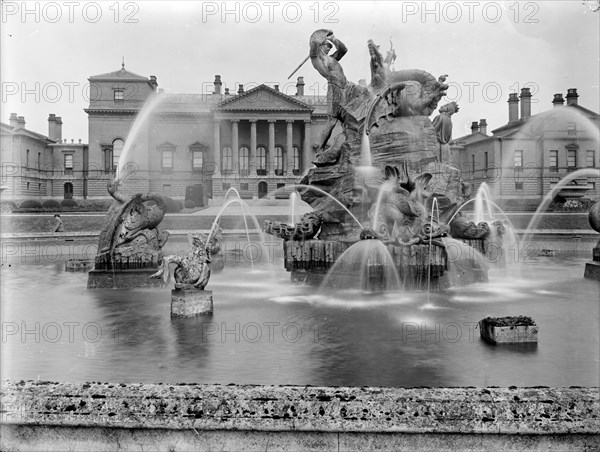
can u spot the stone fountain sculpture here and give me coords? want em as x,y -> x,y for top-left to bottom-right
150,233 -> 214,316
264,30 -> 502,289
87,178 -> 170,289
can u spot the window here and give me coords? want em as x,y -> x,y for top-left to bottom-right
567,149 -> 576,170
588,178 -> 596,190
26,182 -> 30,190
189,142 -> 206,172
163,184 -> 171,193
514,150 -> 523,170
275,146 -> 284,176
114,89 -> 124,102
471,155 -> 475,176
587,150 -> 596,168
483,152 -> 488,178
64,154 -> 73,174
292,146 -> 301,175
257,146 -> 267,176
239,146 -> 249,175
162,150 -> 173,173
549,150 -> 558,172
222,182 -> 231,191
192,150 -> 203,171
222,146 -> 233,172
37,152 -> 41,170
104,148 -> 112,172
26,149 -> 30,169
515,181 -> 523,190
240,183 -> 249,191
567,122 -> 577,136
112,139 -> 124,170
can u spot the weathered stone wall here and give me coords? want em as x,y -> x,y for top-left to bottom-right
1,381 -> 598,451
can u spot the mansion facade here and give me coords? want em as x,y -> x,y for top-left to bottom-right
1,66 -> 330,201
451,87 -> 600,207
85,67 -> 329,201
2,65 -> 598,208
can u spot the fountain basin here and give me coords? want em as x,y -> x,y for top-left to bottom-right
557,185 -> 592,200
284,240 -> 448,290
1,381 -> 598,451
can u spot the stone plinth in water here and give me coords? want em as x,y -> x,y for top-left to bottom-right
171,288 -> 213,317
479,316 -> 539,344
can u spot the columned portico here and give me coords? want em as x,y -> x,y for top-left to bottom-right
209,84 -> 322,198
250,119 -> 257,173
213,120 -> 221,176
231,120 -> 239,172
303,120 -> 312,172
286,120 -> 293,173
268,120 -> 276,176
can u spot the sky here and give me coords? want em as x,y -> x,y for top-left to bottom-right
2,1 -> 599,142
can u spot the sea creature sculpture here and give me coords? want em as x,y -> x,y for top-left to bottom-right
96,178 -> 169,261
263,212 -> 323,241
150,234 -> 211,289
369,165 -> 444,244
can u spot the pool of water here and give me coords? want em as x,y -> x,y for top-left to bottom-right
1,239 -> 598,387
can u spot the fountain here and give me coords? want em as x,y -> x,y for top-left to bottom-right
264,30 -> 505,290
584,200 -> 600,280
86,177 -> 171,289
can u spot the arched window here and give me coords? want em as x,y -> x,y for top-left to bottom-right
112,139 -> 124,170
275,146 -> 284,176
222,146 -> 233,172
257,146 -> 267,175
239,146 -> 249,176
292,146 -> 301,175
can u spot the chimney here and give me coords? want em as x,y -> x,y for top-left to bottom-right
16,116 -> 26,128
296,76 -> 305,96
214,75 -> 222,95
9,113 -> 18,127
552,93 -> 564,108
479,119 -> 488,135
48,114 -> 62,142
508,93 -> 519,122
274,84 -> 279,92
520,87 -> 532,120
237,84 -> 244,95
225,88 -> 230,95
566,88 -> 579,106
471,121 -> 479,134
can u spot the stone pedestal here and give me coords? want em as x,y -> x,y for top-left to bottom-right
584,243 -> 600,281
171,288 -> 213,317
479,317 -> 538,344
87,268 -> 164,289
584,261 -> 600,281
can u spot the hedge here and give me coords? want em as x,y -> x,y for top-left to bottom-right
19,199 -> 43,209
41,199 -> 61,209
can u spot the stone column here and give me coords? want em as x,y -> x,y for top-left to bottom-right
286,120 -> 293,174
250,120 -> 257,174
303,120 -> 312,172
213,120 -> 221,176
268,120 -> 276,176
231,120 -> 239,174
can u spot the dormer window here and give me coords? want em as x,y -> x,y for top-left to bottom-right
114,89 -> 124,102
